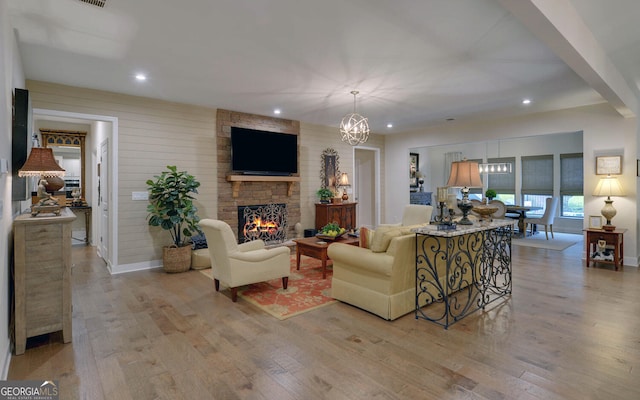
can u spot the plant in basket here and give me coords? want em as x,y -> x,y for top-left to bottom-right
147,165 -> 201,273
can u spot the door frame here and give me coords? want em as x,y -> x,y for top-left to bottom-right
33,108 -> 119,272
352,145 -> 381,227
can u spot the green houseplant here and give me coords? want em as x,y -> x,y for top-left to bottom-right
147,165 -> 201,272
317,187 -> 334,203
485,189 -> 497,201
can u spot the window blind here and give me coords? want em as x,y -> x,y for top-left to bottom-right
522,155 -> 553,195
560,153 -> 583,195
487,157 -> 515,193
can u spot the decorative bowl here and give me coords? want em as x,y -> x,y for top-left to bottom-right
315,233 -> 345,241
472,206 -> 498,219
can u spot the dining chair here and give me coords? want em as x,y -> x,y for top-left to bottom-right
524,197 -> 559,240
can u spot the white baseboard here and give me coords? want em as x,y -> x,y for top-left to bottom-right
110,259 -> 162,275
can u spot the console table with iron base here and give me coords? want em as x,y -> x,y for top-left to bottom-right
413,220 -> 515,329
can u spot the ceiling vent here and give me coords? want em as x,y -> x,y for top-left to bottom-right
78,0 -> 106,7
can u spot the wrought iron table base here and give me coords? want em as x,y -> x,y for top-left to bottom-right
415,223 -> 513,329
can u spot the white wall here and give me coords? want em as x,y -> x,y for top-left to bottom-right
385,104 -> 638,266
1,0 -> 25,378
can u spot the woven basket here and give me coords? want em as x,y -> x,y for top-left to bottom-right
162,245 -> 192,273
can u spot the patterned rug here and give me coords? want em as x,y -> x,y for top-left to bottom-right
199,255 -> 336,320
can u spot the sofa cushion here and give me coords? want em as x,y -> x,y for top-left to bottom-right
370,226 -> 404,253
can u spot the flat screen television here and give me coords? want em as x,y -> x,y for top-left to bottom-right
231,127 -> 298,175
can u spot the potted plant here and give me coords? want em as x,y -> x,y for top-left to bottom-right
317,187 -> 334,204
485,189 -> 497,201
147,165 -> 201,273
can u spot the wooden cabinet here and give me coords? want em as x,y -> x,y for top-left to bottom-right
13,208 -> 76,355
315,202 -> 357,231
585,228 -> 625,270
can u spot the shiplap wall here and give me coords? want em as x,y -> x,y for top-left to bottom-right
27,80 -> 217,267
26,80 -> 385,270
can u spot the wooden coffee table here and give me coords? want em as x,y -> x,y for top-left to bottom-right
293,236 -> 359,279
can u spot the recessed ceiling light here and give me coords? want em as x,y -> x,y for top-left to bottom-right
386,123 -> 393,128
135,73 -> 147,81
273,109 -> 281,115
522,99 -> 531,105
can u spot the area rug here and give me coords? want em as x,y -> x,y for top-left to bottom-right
199,255 -> 336,320
511,232 -> 582,251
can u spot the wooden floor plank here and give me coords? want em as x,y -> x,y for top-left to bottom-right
7,243 -> 640,399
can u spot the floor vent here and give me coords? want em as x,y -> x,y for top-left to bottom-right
78,0 -> 106,8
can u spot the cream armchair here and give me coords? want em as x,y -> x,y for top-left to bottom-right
199,219 -> 290,302
380,204 -> 434,227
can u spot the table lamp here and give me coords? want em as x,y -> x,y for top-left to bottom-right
338,172 -> 351,201
18,147 -> 66,216
446,158 -> 482,225
592,175 -> 624,231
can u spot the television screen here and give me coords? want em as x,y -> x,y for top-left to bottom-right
231,127 -> 298,175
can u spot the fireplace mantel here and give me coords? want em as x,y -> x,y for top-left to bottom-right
227,175 -> 301,198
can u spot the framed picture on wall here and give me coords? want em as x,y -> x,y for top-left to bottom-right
596,155 -> 622,175
410,153 -> 419,188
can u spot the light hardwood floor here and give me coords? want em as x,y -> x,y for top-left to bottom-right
8,241 -> 640,399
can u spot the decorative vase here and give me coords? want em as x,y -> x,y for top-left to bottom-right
43,176 -> 65,192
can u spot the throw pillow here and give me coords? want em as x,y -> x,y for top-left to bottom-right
369,225 -> 403,253
360,227 -> 374,249
191,233 -> 208,250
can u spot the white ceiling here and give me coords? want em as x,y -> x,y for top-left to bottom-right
8,0 -> 640,134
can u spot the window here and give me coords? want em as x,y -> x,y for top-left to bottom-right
560,153 -> 584,217
521,155 -> 553,217
487,157 -> 515,202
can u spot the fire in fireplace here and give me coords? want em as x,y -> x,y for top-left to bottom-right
238,203 -> 288,244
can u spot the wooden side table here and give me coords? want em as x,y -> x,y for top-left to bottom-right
293,236 -> 359,279
584,228 -> 626,270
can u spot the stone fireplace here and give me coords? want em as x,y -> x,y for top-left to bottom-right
216,109 -> 301,242
237,203 -> 288,244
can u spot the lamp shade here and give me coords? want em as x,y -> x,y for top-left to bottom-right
338,172 -> 350,187
593,176 -> 625,197
18,148 -> 65,177
446,159 -> 483,188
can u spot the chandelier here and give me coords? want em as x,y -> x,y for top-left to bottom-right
339,90 -> 369,145
478,162 -> 512,174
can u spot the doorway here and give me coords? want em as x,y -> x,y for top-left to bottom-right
354,147 -> 380,228
33,108 -> 118,271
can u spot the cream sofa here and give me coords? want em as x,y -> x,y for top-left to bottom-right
327,224 -> 474,320
328,225 -> 421,320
